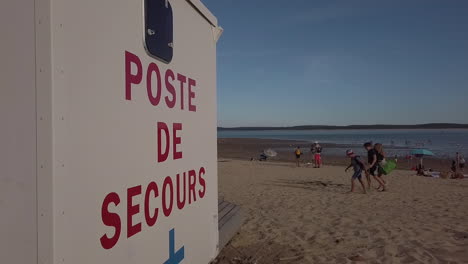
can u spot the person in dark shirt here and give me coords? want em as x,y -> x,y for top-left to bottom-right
363,142 -> 375,190
374,143 -> 387,191
345,150 -> 367,194
451,160 -> 457,172
363,142 -> 387,191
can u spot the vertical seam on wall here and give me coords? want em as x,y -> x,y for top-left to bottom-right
34,0 -> 39,263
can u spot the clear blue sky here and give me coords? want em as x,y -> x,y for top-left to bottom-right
202,0 -> 468,127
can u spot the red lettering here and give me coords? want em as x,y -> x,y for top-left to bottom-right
199,167 -> 206,198
144,182 -> 159,227
162,176 -> 174,217
188,78 -> 196,112
177,74 -> 187,110
146,63 -> 162,106
188,170 -> 197,204
165,69 -> 176,108
100,192 -> 121,250
176,173 -> 187,210
125,51 -> 142,101
173,123 -> 182,160
124,52 -> 199,114
100,166 -> 209,248
157,122 -> 170,163
127,186 -> 142,238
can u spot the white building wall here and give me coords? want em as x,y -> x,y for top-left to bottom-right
47,0 -> 219,263
1,0 -> 220,263
0,0 -> 38,263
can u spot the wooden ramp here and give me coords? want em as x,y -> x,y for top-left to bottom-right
218,196 -> 244,250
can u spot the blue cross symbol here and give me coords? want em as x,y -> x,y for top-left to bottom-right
163,229 -> 185,264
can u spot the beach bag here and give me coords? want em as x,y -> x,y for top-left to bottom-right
381,160 -> 396,175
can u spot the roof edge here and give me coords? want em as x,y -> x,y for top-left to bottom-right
186,0 -> 218,27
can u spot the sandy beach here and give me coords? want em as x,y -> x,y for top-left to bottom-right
215,158 -> 468,263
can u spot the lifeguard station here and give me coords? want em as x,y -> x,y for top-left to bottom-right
0,0 -> 242,263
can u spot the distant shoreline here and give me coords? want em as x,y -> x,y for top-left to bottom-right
218,123 -> 468,131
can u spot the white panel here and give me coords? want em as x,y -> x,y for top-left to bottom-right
0,0 -> 37,263
35,0 -> 54,263
49,0 -> 219,263
187,0 -> 218,26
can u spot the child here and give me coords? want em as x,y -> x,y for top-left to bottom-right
294,146 -> 302,167
345,150 -> 367,194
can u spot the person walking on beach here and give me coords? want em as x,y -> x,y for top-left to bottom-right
363,142 -> 375,190
451,160 -> 457,173
312,141 -> 323,168
345,150 -> 367,194
460,155 -> 465,172
374,143 -> 387,191
295,146 -> 302,167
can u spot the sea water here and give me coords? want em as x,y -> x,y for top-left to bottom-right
218,129 -> 468,158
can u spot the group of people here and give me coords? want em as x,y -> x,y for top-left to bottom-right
416,152 -> 465,178
449,152 -> 465,178
292,139 -> 466,194
294,141 -> 388,194
345,142 -> 388,194
294,142 -> 322,168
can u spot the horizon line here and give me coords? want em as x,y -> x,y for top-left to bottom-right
218,123 -> 468,130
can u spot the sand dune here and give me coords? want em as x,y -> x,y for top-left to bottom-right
215,160 -> 468,264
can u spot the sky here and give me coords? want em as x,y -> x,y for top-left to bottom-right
202,0 -> 468,127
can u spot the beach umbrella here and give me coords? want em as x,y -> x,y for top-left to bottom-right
410,149 -> 434,167
410,149 -> 434,157
264,148 -> 277,157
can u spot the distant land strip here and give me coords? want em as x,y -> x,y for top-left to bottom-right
217,123 -> 468,131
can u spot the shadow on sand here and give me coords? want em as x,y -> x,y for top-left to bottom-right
266,179 -> 346,192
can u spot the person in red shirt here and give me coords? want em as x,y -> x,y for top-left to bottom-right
312,141 -> 322,168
